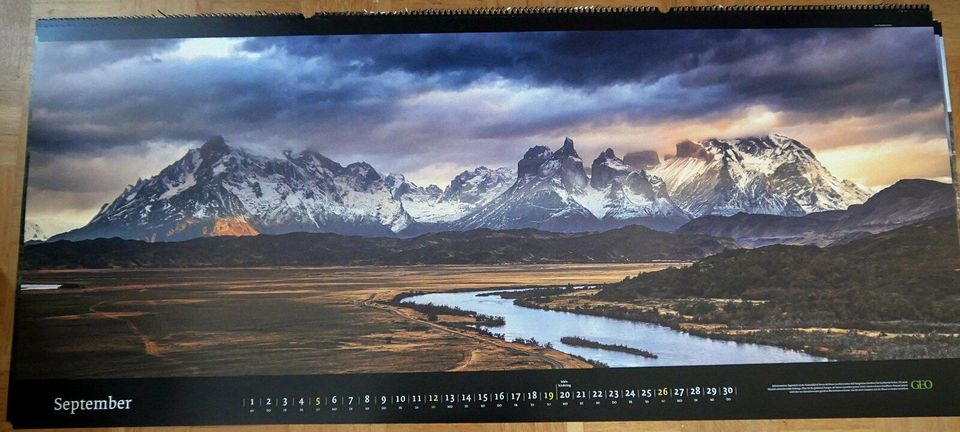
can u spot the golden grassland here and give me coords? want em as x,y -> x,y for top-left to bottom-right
13,263 -> 669,379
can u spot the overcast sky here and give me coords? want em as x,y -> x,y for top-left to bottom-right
25,27 -> 952,235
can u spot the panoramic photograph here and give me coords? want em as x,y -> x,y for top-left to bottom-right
15,27 -> 959,379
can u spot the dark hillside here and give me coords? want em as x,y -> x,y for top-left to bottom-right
22,225 -> 737,269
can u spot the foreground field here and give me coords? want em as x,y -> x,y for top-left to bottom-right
14,263 -> 668,379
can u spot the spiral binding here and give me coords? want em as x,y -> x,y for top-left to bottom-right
40,10 -> 303,22
669,4 -> 929,12
311,6 -> 663,16
37,4 -> 930,22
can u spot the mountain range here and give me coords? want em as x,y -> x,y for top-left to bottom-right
454,137 -> 689,232
42,134 -> 938,243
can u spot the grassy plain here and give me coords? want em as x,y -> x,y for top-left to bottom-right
13,263 -> 668,379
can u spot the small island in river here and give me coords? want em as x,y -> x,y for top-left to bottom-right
560,336 -> 659,359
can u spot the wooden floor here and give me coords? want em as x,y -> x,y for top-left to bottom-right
1,0 -> 958,431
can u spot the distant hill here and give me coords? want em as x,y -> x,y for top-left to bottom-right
22,225 -> 738,270
599,216 -> 960,324
676,179 -> 956,247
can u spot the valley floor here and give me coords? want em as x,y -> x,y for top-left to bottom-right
13,264 -> 663,379
16,262 -> 959,380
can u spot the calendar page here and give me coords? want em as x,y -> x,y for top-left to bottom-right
8,5 -> 960,428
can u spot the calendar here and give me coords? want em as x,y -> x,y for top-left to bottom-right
9,5 -> 960,428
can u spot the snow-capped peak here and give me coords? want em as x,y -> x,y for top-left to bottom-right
53,136 -> 416,242
555,137 -> 581,159
519,145 -> 553,178
397,166 -> 515,224
590,148 -> 632,189
457,137 -> 690,232
198,135 -> 230,158
441,167 -> 515,204
23,221 -> 47,243
652,134 -> 870,217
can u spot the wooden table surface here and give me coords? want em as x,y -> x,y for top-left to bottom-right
1,0 -> 958,431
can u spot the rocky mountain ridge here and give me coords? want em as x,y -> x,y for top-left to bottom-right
43,133 -> 907,243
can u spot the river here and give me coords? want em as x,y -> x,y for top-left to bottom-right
403,288 -> 826,367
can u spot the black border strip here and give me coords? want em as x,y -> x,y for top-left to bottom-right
35,5 -> 936,42
8,358 -> 960,428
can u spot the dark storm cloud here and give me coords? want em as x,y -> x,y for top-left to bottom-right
676,27 -> 943,119
27,46 -> 410,155
29,27 -> 946,162
241,30 -> 743,89
241,28 -> 944,130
